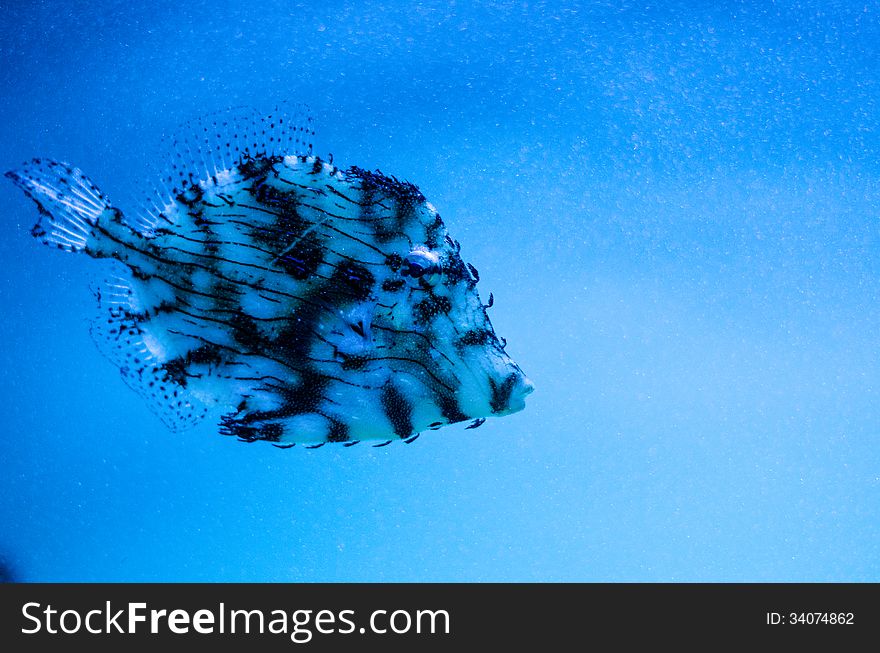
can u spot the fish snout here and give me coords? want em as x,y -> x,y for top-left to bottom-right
489,369 -> 534,416
506,373 -> 535,413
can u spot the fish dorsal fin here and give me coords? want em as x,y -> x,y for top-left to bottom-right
136,103 -> 315,232
89,269 -> 208,432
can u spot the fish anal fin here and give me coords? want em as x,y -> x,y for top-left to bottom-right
120,364 -> 208,432
90,272 -> 208,432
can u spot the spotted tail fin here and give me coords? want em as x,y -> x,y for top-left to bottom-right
5,159 -> 112,252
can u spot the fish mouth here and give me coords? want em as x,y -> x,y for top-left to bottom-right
506,374 -> 535,414
490,372 -> 535,416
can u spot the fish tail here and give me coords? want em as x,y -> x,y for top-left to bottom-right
6,158 -> 115,253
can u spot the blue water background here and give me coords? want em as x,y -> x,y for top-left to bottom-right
0,0 -> 878,581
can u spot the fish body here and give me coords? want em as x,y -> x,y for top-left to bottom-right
7,109 -> 533,446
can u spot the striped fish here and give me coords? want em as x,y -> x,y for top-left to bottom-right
6,106 -> 533,447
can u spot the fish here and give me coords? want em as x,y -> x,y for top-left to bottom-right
6,106 -> 534,447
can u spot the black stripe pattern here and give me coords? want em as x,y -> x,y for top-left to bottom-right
17,141 -> 532,446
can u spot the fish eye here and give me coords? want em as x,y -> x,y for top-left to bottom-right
402,249 -> 441,286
